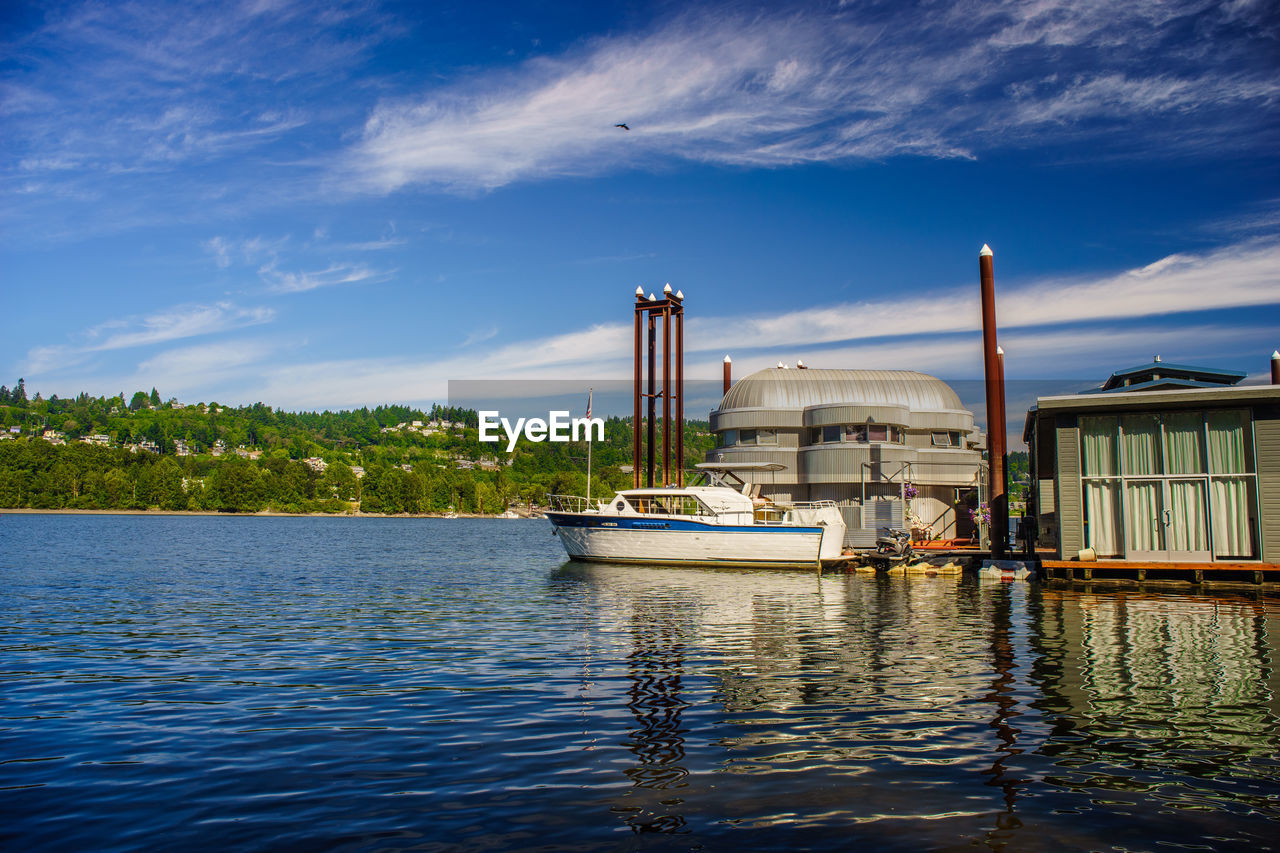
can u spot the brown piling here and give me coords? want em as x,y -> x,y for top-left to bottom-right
675,291 -> 684,486
633,288 -> 643,489
647,307 -> 656,488
723,355 -> 732,394
979,245 -> 1008,558
632,287 -> 686,488
1272,350 -> 1280,385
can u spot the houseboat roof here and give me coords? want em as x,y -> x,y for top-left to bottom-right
1087,360 -> 1247,394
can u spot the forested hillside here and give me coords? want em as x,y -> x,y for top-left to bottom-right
0,382 -> 713,514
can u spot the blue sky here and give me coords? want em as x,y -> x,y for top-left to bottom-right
3,0 -> 1278,422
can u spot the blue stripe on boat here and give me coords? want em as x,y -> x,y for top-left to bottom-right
544,512 -> 822,535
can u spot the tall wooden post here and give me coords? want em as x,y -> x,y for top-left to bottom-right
997,345 -> 1009,553
647,310 -> 656,488
632,287 -> 686,489
980,244 -> 1008,558
675,296 -> 684,486
662,291 -> 671,487
633,288 -> 642,488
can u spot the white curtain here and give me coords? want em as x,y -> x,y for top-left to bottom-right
1084,480 -> 1120,556
1081,416 -> 1118,476
1125,481 -> 1162,552
1167,479 -> 1207,552
1121,414 -> 1160,475
1211,477 -> 1251,557
1163,412 -> 1204,475
1207,410 -> 1248,474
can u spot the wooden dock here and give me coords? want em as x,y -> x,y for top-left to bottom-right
1041,560 -> 1280,585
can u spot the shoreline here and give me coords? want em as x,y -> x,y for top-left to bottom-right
1,508 -> 538,520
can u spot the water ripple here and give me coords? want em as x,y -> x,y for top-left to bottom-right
1,515 -> 1278,851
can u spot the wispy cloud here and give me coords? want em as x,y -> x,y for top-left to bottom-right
461,326 -> 500,347
199,237 -> 1278,408
257,260 -> 395,293
4,0 -> 390,174
204,232 -> 397,292
347,1 -> 1278,192
24,301 -> 275,374
685,239 -> 1280,355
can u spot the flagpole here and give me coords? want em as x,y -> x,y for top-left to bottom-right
586,387 -> 593,507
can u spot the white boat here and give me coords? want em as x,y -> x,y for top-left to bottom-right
545,464 -> 845,569
498,509 -> 521,519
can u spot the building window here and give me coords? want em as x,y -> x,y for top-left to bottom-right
845,425 -> 866,442
931,431 -> 953,447
736,428 -> 777,445
822,425 -> 841,443
719,429 -> 738,448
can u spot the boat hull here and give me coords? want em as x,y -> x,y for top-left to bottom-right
545,512 -> 829,569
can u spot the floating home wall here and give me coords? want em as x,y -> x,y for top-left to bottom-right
1054,415 -> 1083,559
1258,403 -> 1280,563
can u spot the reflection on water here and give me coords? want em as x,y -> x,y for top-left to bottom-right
576,563 -> 1280,847
2,516 -> 1278,851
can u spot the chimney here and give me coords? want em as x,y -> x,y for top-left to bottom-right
723,355 -> 732,394
1272,350 -> 1280,385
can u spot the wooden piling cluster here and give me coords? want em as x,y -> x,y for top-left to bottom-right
633,287 -> 685,488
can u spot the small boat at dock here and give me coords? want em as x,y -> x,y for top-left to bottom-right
545,464 -> 846,569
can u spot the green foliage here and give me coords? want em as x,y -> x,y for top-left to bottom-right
0,383 -> 715,514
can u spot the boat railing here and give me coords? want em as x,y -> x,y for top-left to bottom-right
546,494 -> 591,513
787,500 -> 839,510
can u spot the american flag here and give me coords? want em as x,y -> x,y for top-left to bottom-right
585,388 -> 592,419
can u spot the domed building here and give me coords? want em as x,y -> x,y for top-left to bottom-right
708,366 -> 982,545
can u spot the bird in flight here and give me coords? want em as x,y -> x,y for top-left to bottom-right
615,123 -> 630,130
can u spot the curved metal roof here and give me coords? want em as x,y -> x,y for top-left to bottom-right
717,368 -> 964,412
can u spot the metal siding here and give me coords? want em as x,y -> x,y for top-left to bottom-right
907,411 -> 977,431
800,445 -> 914,483
804,404 -> 911,426
1056,415 -> 1082,558
711,409 -> 805,430
1256,410 -> 1280,563
712,448 -> 796,474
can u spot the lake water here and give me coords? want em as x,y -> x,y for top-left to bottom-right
2,515 -> 1278,851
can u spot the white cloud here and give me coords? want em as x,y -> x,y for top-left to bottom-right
461,326 -> 500,347
23,301 -> 275,374
346,2 -> 1278,192
133,339 -> 282,390
22,235 -> 1278,410
258,261 -> 394,293
678,239 -> 1280,356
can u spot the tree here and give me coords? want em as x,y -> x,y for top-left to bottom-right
149,387 -> 161,408
15,379 -> 27,407
129,391 -> 149,412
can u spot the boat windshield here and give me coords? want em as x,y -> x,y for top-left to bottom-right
629,494 -> 711,516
